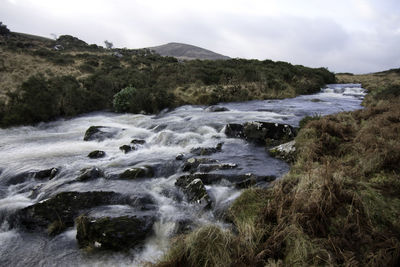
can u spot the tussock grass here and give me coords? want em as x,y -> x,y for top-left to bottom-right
156,86 -> 400,266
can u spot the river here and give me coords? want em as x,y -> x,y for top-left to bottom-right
0,84 -> 365,266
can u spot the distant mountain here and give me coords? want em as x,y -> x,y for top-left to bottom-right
149,42 -> 230,60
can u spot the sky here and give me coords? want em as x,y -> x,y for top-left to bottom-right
1,0 -> 400,73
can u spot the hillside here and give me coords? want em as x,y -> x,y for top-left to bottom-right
0,30 -> 335,127
149,42 -> 230,60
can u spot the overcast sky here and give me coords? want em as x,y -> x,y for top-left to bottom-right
1,0 -> 400,73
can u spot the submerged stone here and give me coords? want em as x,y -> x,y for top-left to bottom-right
119,166 -> 154,180
77,167 -> 104,182
131,139 -> 146,145
76,215 -> 155,251
83,126 -> 121,142
119,144 -> 133,154
206,106 -> 230,112
190,142 -> 223,156
88,150 -> 106,159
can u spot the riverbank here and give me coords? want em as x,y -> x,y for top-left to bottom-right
156,79 -> 400,266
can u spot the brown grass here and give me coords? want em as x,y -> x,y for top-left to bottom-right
156,90 -> 400,266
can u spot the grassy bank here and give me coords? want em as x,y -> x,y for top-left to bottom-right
0,32 -> 335,127
156,76 -> 400,266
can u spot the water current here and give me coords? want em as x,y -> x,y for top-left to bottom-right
0,84 -> 365,266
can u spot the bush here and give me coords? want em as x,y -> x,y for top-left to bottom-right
113,86 -> 175,114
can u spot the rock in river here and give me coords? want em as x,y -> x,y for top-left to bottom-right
83,126 -> 121,142
76,215 -> 155,251
77,167 -> 104,182
175,176 -> 211,209
13,191 -> 124,235
88,150 -> 106,159
119,166 -> 154,180
268,140 -> 296,163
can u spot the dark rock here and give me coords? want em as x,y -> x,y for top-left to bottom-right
190,142 -> 223,156
206,106 -> 230,112
83,126 -> 121,142
175,153 -> 185,160
14,191 -> 122,235
131,139 -> 146,145
119,166 -> 154,180
224,123 -> 244,138
182,158 -> 219,173
77,167 -> 104,182
119,145 -> 133,154
269,140 -> 296,163
88,150 -> 106,159
76,215 -> 154,251
5,168 -> 59,185
175,176 -> 211,208
243,121 -> 297,146
34,168 -> 59,180
197,163 -> 238,173
178,173 -> 276,186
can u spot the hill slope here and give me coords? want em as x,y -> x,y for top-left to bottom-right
149,42 -> 230,60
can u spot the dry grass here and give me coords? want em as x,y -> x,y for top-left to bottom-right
156,88 -> 400,266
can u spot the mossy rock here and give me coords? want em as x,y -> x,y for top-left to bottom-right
119,166 -> 154,180
14,191 -> 123,234
76,215 -> 155,251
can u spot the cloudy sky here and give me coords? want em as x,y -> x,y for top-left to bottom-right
1,0 -> 399,73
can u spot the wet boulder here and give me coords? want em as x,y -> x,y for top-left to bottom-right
243,121 -> 297,146
119,166 -> 154,180
224,123 -> 244,138
175,176 -> 211,208
190,142 -> 223,156
131,139 -> 146,145
206,106 -> 230,112
178,173 -> 276,186
77,167 -> 104,182
33,168 -> 60,180
197,163 -> 238,173
88,150 -> 106,159
14,191 -> 123,235
83,126 -> 121,142
76,215 -> 155,251
119,145 -> 133,154
268,140 -> 296,163
4,168 -> 60,185
175,153 -> 185,160
182,158 -> 219,173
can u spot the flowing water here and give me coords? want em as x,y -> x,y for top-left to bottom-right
0,84 -> 365,266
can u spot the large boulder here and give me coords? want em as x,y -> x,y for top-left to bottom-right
225,121 -> 297,146
268,140 -> 296,163
119,166 -> 154,180
224,123 -> 244,138
76,215 -> 155,251
175,176 -> 211,209
83,126 -> 121,142
14,191 -> 123,235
